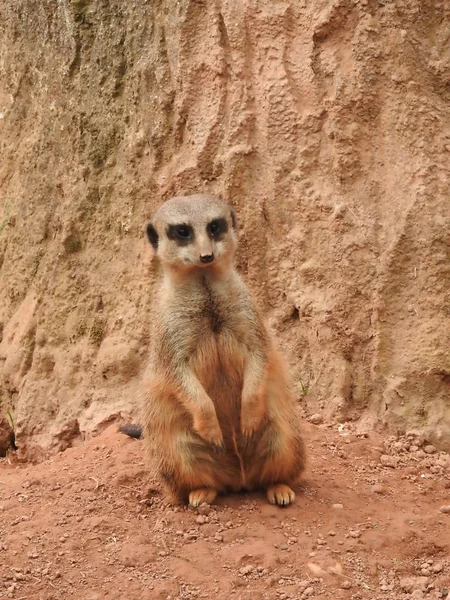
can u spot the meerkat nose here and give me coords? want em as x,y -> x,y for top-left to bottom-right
200,253 -> 215,264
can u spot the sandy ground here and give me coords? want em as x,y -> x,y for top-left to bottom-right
1,422 -> 449,600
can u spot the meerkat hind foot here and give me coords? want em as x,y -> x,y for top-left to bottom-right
189,488 -> 217,508
266,483 -> 295,506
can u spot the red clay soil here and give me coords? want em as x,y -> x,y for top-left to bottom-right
1,423 -> 449,600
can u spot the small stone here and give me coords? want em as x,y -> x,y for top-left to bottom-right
197,503 -> 212,516
380,455 -> 399,468
439,506 -> 450,514
406,430 -> 425,446
332,503 -> 344,509
298,580 -> 310,590
411,590 -> 424,600
341,581 -> 352,589
372,483 -> 386,494
348,529 -> 361,539
432,563 -> 443,573
409,445 -> 419,452
239,565 -> 254,576
399,576 -> 429,593
303,587 -> 314,597
424,445 -> 436,454
196,515 -> 208,525
310,413 -> 323,425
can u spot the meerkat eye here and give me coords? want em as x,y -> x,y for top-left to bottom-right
209,222 -> 220,235
208,218 -> 228,238
167,223 -> 193,245
175,225 -> 191,239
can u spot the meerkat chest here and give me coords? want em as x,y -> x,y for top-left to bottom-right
201,280 -> 226,334
164,276 -> 253,350
196,277 -> 251,340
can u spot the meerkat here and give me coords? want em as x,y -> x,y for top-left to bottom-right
125,194 -> 306,508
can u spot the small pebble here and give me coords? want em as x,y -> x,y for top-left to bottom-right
197,503 -> 212,516
372,483 -> 386,494
439,506 -> 450,514
424,445 -> 436,454
196,515 -> 208,524
239,565 -> 254,576
332,503 -> 344,509
399,576 -> 429,593
348,529 -> 361,539
380,455 -> 399,468
341,581 -> 352,589
310,413 -> 323,425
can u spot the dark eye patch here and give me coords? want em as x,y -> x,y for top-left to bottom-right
167,223 -> 194,246
207,218 -> 228,239
146,223 -> 159,249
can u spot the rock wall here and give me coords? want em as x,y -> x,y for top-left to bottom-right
0,0 -> 449,455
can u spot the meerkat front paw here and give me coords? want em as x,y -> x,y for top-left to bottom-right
189,488 -> 217,507
266,483 -> 296,506
193,408 -> 224,448
240,393 -> 265,437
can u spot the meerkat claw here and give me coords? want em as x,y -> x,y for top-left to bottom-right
189,488 -> 217,507
266,483 -> 296,507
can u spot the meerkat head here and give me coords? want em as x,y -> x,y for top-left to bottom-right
146,194 -> 238,273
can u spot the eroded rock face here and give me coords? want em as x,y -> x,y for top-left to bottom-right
0,1 -> 449,454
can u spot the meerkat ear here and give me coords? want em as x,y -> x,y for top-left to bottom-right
146,222 -> 159,249
230,209 -> 237,230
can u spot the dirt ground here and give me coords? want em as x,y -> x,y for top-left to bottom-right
1,422 -> 449,600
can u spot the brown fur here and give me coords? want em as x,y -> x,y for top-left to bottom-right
141,194 -> 306,506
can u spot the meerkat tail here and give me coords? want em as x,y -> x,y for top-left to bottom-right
118,424 -> 143,439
